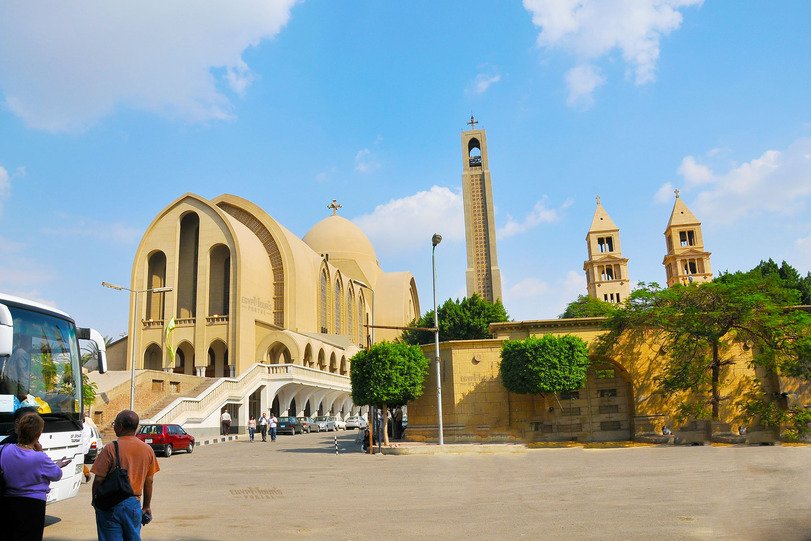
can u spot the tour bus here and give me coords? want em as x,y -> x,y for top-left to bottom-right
0,292 -> 107,504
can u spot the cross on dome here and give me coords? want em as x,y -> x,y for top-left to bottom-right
327,199 -> 342,216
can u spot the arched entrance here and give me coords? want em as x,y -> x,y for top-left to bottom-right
143,344 -> 162,370
539,360 -> 633,442
267,342 -> 292,364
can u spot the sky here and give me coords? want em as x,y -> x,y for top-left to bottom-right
1,1 -> 810,339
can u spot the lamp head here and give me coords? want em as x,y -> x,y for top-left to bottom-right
432,233 -> 442,247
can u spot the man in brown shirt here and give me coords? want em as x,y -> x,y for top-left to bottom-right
91,410 -> 159,540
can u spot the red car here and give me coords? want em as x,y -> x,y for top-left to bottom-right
136,424 -> 195,457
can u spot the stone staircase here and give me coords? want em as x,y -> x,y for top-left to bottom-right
93,373 -> 216,442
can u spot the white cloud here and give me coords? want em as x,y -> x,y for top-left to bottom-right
41,216 -> 142,244
353,186 -> 464,254
354,148 -> 381,174
688,138 -> 811,223
503,270 -> 584,320
0,165 -> 9,215
565,64 -> 604,107
498,197 -> 573,239
654,181 -> 676,204
523,0 -> 701,105
678,155 -> 714,185
0,1 -> 298,132
469,72 -> 502,95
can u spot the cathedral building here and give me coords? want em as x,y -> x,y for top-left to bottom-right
102,193 -> 419,433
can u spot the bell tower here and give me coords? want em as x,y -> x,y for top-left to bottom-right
663,190 -> 712,286
584,196 -> 630,303
461,115 -> 502,303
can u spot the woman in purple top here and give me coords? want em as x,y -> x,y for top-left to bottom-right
0,412 -> 71,541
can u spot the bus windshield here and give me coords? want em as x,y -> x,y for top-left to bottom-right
0,304 -> 82,431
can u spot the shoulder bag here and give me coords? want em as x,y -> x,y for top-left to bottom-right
93,440 -> 135,510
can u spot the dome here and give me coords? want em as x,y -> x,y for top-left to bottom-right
303,215 -> 378,264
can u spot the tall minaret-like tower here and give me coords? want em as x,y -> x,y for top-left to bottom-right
461,115 -> 502,303
663,189 -> 712,287
584,196 -> 630,303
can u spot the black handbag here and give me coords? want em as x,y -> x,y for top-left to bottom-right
93,441 -> 135,510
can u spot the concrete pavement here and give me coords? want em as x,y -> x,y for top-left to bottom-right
44,431 -> 811,540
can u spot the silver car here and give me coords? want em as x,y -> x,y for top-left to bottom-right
344,416 -> 368,430
313,415 -> 336,431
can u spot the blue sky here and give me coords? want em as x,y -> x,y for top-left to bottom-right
1,1 -> 810,339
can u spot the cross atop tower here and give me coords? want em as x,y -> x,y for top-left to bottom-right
674,188 -> 680,198
327,199 -> 342,216
467,115 -> 478,130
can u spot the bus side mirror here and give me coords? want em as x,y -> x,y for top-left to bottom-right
0,303 -> 12,357
77,327 -> 108,374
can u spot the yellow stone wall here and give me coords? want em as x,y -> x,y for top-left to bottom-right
407,317 -> 806,441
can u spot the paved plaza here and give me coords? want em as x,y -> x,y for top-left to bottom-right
45,432 -> 810,540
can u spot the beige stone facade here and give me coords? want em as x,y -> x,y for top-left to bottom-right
584,197 -> 630,303
126,192 -> 419,381
461,116 -> 502,303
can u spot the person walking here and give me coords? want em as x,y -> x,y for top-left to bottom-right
258,413 -> 268,442
91,410 -> 160,541
269,413 -> 278,442
221,409 -> 232,436
0,412 -> 70,541
248,416 -> 256,443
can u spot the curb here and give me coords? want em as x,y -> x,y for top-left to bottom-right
194,435 -> 241,448
381,443 -> 528,456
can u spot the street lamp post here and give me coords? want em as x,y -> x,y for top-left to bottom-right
102,281 -> 172,411
350,278 -> 376,453
432,233 -> 444,445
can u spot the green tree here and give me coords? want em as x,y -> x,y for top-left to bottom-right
499,335 -> 590,395
560,295 -> 618,319
401,294 -> 509,345
350,341 -> 429,444
595,276 -> 811,421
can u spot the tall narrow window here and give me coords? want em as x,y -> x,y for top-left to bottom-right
177,213 -> 199,318
319,271 -> 328,333
348,290 -> 355,343
208,245 -> 231,316
334,279 -> 343,335
146,251 -> 167,321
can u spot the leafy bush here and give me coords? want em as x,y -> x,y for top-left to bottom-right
500,335 -> 590,394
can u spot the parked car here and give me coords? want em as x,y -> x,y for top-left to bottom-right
84,424 -> 104,463
277,416 -> 303,435
334,417 -> 347,430
313,415 -> 336,432
136,424 -> 195,457
297,417 -> 319,433
344,416 -> 368,430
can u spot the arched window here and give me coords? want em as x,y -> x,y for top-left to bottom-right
208,245 -> 230,316
319,270 -> 328,333
348,289 -> 355,343
177,213 -> 200,318
334,279 -> 342,335
358,294 -> 366,347
145,251 -> 166,321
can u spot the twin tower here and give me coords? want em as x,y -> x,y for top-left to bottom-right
460,117 -> 713,307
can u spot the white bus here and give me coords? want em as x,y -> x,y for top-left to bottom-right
0,293 -> 107,504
